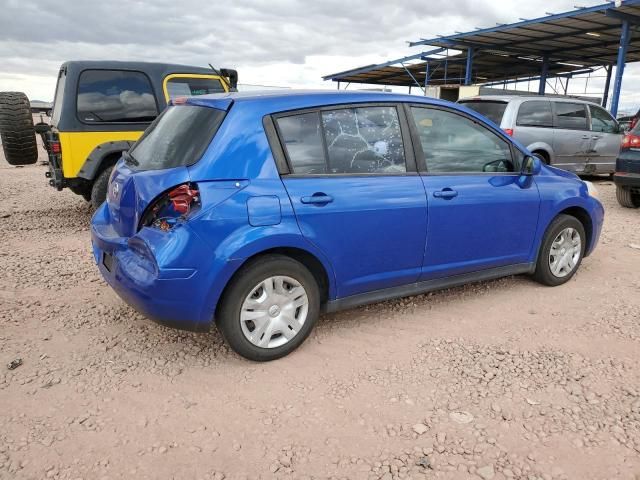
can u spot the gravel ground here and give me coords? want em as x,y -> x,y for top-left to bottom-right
1,146 -> 639,480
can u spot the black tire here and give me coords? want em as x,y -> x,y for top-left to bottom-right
616,185 -> 640,208
533,214 -> 586,287
90,167 -> 113,209
0,92 -> 38,166
217,255 -> 320,361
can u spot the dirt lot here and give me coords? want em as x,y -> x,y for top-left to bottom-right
1,147 -> 639,480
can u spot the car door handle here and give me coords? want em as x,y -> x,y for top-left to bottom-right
300,194 -> 333,205
433,189 -> 458,199
591,135 -> 601,139
582,135 -> 591,139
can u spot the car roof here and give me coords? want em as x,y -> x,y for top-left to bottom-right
185,89 -> 457,113
459,94 -> 601,106
60,60 -> 216,76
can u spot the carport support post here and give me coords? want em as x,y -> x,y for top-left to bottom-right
602,65 -> 613,109
465,47 -> 474,85
610,20 -> 631,117
538,54 -> 549,95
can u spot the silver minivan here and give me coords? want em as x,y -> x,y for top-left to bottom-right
459,95 -> 623,174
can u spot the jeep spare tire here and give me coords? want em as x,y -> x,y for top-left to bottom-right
0,92 -> 38,166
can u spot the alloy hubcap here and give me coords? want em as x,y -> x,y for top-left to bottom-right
240,276 -> 309,349
548,227 -> 582,278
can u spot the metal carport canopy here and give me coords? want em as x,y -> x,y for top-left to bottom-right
323,0 -> 640,115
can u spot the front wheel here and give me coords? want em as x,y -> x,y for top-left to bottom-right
533,215 -> 586,286
217,255 -> 320,361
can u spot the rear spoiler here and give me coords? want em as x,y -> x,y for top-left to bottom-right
220,68 -> 238,91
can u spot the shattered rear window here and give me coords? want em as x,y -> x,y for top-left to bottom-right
322,106 -> 406,174
276,105 -> 407,175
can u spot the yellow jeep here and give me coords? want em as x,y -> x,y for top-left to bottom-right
0,61 -> 237,207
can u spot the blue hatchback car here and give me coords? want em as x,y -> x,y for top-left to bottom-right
91,91 -> 604,361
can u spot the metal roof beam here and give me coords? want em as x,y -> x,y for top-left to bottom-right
605,8 -> 640,24
323,48 -> 446,80
478,23 -> 622,49
481,67 -> 597,87
409,0 -> 640,47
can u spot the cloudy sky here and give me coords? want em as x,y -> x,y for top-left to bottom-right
0,0 -> 638,114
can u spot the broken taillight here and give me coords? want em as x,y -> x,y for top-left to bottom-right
139,183 -> 200,231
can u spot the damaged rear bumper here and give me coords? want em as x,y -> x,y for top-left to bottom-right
91,204 -> 215,332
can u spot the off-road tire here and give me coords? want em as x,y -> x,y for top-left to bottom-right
616,185 -> 640,208
533,214 -> 586,287
0,92 -> 38,166
90,167 -> 113,209
217,255 -> 320,362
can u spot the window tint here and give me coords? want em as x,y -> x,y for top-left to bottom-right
129,105 -> 225,171
459,101 -> 507,125
276,106 -> 407,175
554,102 -> 587,130
277,112 -> 326,174
165,76 -> 225,100
589,105 -> 617,133
516,101 -> 553,127
411,107 -> 515,173
77,69 -> 158,123
321,106 -> 406,174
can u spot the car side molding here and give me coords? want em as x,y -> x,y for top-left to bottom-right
323,263 -> 536,313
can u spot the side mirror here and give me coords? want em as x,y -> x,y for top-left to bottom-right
522,155 -> 541,176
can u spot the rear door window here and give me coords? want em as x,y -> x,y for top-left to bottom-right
554,102 -> 588,130
128,105 -> 225,170
276,112 -> 326,174
165,76 -> 226,100
458,101 -> 507,125
516,101 -> 553,128
77,69 -> 158,123
321,106 -> 406,174
589,105 -> 618,133
276,105 -> 407,175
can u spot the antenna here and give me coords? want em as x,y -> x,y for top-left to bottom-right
208,64 -> 231,92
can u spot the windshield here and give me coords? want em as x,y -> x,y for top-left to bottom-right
128,105 -> 225,171
459,100 -> 507,125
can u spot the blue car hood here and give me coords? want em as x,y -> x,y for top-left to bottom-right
544,164 -> 580,180
107,160 -> 191,237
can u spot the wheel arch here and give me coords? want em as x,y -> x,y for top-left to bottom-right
76,140 -> 133,181
204,237 -> 338,325
526,142 -> 554,164
555,205 -> 594,256
536,205 -> 595,260
220,246 -> 332,307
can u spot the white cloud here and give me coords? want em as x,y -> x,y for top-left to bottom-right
0,0 -> 637,115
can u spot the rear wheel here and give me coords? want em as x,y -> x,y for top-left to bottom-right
90,167 -> 113,209
616,185 -> 640,208
0,92 -> 38,166
217,255 -> 320,361
533,214 -> 585,287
